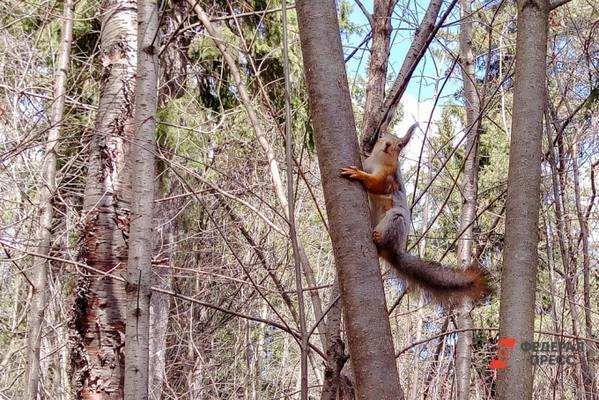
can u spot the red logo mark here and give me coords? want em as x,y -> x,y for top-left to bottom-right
489,338 -> 517,369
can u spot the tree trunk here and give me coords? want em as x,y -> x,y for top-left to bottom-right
147,6 -> 189,397
296,1 -> 404,399
455,0 -> 481,397
148,179 -> 177,400
320,281 -> 348,400
570,144 -> 598,399
423,317 -> 449,399
496,0 -> 548,398
281,1 -> 308,396
361,0 -> 393,141
124,0 -> 158,397
24,0 -> 74,398
546,126 -> 597,400
70,1 -> 137,398
362,0 -> 444,152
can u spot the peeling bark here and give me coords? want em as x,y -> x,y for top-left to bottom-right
70,1 -> 137,398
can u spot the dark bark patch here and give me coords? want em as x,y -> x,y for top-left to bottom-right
520,0 -> 542,10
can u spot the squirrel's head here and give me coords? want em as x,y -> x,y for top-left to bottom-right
373,123 -> 417,157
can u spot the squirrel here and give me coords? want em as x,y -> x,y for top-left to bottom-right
341,124 -> 490,305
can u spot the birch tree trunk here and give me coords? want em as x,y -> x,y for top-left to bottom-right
24,1 -> 74,398
71,1 -> 137,398
296,1 -> 403,398
496,0 -> 548,398
455,0 -> 481,397
123,0 -> 158,397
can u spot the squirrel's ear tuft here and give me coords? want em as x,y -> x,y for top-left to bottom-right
399,123 -> 418,147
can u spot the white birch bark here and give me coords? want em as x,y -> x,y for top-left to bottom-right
124,0 -> 158,397
72,1 -> 137,398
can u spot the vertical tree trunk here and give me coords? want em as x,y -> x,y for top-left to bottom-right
148,180 -> 177,400
71,1 -> 137,398
362,0 -> 393,140
24,1 -> 74,398
455,0 -> 481,397
296,1 -> 404,399
423,317 -> 450,399
124,0 -> 158,397
546,127 -> 597,400
361,0 -> 444,152
148,6 -> 188,397
496,0 -> 548,398
570,145 -> 598,399
281,1 -> 308,396
319,282 -> 348,400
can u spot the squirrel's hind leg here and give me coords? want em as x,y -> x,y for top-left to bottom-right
373,207 -> 410,253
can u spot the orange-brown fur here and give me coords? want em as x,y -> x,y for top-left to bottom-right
342,124 -> 490,305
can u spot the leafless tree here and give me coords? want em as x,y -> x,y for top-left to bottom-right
497,0 -> 549,398
296,0 -> 404,398
124,0 -> 159,397
454,0 -> 482,397
24,0 -> 74,398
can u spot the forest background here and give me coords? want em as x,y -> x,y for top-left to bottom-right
0,0 -> 597,399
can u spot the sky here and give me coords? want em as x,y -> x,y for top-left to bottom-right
343,0 -> 462,100
341,0 -> 465,163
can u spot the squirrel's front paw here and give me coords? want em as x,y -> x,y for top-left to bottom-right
372,230 -> 383,246
340,166 -> 360,178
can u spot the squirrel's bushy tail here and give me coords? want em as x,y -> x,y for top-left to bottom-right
383,252 -> 490,305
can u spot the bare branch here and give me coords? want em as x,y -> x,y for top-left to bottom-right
354,0 -> 374,28
549,0 -> 572,9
